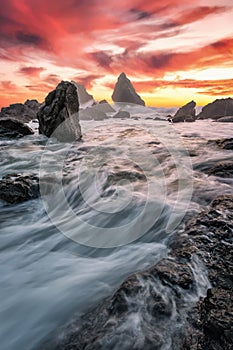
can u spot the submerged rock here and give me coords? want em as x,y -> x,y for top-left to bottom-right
215,138 -> 233,150
197,97 -> 233,120
112,72 -> 145,106
172,100 -> 196,122
41,195 -> 233,350
0,118 -> 34,138
0,100 -> 40,122
0,174 -> 39,204
37,81 -> 82,142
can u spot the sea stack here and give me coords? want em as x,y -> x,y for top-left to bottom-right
197,97 -> 233,120
112,72 -> 145,106
37,81 -> 82,142
172,100 -> 196,122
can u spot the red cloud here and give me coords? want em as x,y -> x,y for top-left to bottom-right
18,66 -> 45,77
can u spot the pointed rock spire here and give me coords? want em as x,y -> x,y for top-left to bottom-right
112,72 -> 145,106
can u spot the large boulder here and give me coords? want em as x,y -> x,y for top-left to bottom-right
172,100 -> 196,122
0,118 -> 34,138
112,72 -> 145,106
0,174 -> 39,204
37,81 -> 82,142
0,100 -> 40,122
197,97 -> 233,120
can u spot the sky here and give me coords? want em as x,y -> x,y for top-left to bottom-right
0,0 -> 233,108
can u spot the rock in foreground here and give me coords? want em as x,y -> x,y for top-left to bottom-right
0,174 -> 39,204
41,195 -> 233,350
0,118 -> 34,138
37,81 -> 82,142
0,100 -> 40,122
172,100 -> 196,122
112,72 -> 145,106
197,97 -> 233,120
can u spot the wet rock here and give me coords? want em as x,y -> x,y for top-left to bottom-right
0,100 -> 40,122
197,97 -> 233,120
37,81 -> 82,141
172,100 -> 196,122
0,174 -> 39,204
206,161 -> 233,178
0,118 -> 34,138
41,194 -> 233,350
104,170 -> 146,189
216,138 -> 233,150
215,115 -> 233,122
113,110 -> 130,119
112,72 -> 145,106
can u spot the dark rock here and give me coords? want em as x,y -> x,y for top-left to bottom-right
216,138 -> 233,150
172,101 -> 196,122
0,100 -> 40,122
104,170 -> 146,189
37,81 -> 82,142
0,118 -> 34,138
215,115 -> 233,122
41,194 -> 233,350
197,97 -> 233,120
113,110 -> 130,119
112,72 -> 145,106
206,161 -> 233,178
0,174 -> 39,204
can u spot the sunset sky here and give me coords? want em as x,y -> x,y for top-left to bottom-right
0,0 -> 233,107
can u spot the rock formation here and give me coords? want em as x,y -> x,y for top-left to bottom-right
197,97 -> 233,120
0,174 -> 39,204
0,100 -> 40,122
113,110 -> 130,119
97,100 -> 116,113
40,195 -> 233,350
112,72 -> 145,106
79,106 -> 108,120
0,118 -> 34,138
172,100 -> 196,122
37,81 -> 82,142
215,115 -> 233,122
71,81 -> 94,106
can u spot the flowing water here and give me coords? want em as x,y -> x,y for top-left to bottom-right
0,106 -> 232,350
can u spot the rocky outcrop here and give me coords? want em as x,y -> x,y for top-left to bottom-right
0,118 -> 34,138
172,100 -> 196,122
72,82 -> 94,106
0,100 -> 40,122
37,81 -> 82,142
215,115 -> 233,122
113,110 -> 130,119
197,97 -> 233,120
0,174 -> 39,204
112,72 -> 145,106
97,100 -> 116,113
41,195 -> 233,350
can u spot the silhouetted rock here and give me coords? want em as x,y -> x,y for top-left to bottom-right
72,81 -> 94,105
113,110 -> 130,119
41,195 -> 233,350
0,100 -> 40,122
197,98 -> 233,120
172,101 -> 196,122
0,118 -> 34,138
112,72 -> 145,106
215,115 -> 233,122
0,174 -> 39,204
37,81 -> 82,142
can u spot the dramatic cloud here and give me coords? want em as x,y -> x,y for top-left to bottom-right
18,66 -> 45,77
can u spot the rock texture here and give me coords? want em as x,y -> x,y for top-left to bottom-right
197,98 -> 233,120
0,100 -> 40,122
0,118 -> 34,138
215,138 -> 233,150
37,81 -> 82,142
41,195 -> 233,350
0,174 -> 39,204
172,100 -> 196,122
112,72 -> 145,106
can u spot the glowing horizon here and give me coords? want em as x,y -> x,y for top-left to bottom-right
0,0 -> 232,108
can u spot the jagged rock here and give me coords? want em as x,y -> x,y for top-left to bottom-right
71,81 -> 94,106
0,118 -> 34,138
215,115 -> 233,122
0,100 -> 40,122
37,81 -> 82,142
97,100 -> 116,113
40,195 -> 233,350
172,101 -> 196,122
206,161 -> 233,178
112,72 -> 145,106
197,98 -> 233,120
0,174 -> 39,204
79,106 -> 108,120
113,110 -> 130,119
